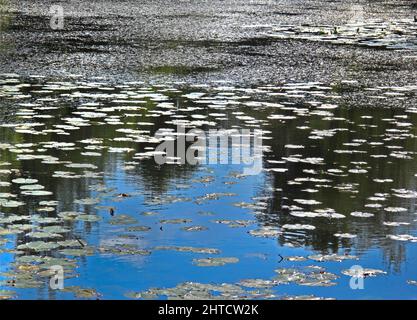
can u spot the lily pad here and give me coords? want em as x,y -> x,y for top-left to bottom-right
109,215 -> 138,225
62,286 -> 100,299
17,241 -> 60,251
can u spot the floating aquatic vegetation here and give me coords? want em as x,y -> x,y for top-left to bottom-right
74,198 -> 101,205
0,215 -> 31,224
99,246 -> 151,256
238,279 -> 278,288
273,268 -> 307,284
286,256 -> 307,262
58,211 -> 85,220
407,280 -> 417,286
2,77 -> 417,299
0,192 -> 16,198
293,199 -> 322,206
290,210 -> 345,219
109,215 -> 138,225
282,224 -> 316,230
213,220 -> 255,228
7,224 -> 33,233
145,195 -> 191,205
195,192 -> 236,203
350,212 -> 374,218
12,178 -> 38,184
52,171 -> 82,179
17,241 -> 60,252
192,257 -> 239,267
308,254 -> 358,262
27,232 -> 63,239
334,233 -> 357,239
31,216 -> 60,224
384,207 -> 408,213
258,19 -> 417,50
181,226 -> 208,232
249,226 -> 282,238
297,273 -> 338,287
125,226 -> 151,232
21,190 -> 53,196
0,227 -> 20,235
125,281 -> 257,300
272,266 -> 338,287
36,206 -> 55,212
62,286 -> 100,299
383,222 -> 410,227
0,199 -> 25,207
387,234 -> 417,242
282,295 -> 334,300
392,189 -> 417,199
365,203 -> 383,209
341,268 -> 387,278
153,246 -> 220,254
19,184 -> 44,190
125,291 -> 159,300
59,247 -> 95,256
0,290 -> 16,300
1,273 -> 44,289
75,214 -> 102,222
160,219 -> 192,224
65,163 -> 98,169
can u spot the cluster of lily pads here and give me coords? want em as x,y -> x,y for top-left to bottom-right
124,263 -> 389,300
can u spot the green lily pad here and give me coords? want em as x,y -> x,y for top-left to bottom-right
21,190 -> 53,196
98,246 -> 151,256
27,232 -> 63,239
193,257 -> 239,267
341,268 -> 386,278
20,184 -> 45,190
109,215 -> 138,225
62,286 -> 100,299
75,214 -> 102,222
12,178 -> 38,184
74,198 -> 101,205
125,226 -> 151,232
181,226 -> 208,232
58,211 -> 84,220
59,247 -> 95,256
160,219 -> 192,224
153,246 -> 220,254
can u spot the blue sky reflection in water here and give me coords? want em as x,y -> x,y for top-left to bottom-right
1,77 -> 417,299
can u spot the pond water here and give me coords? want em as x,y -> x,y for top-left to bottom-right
1,74 -> 417,299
